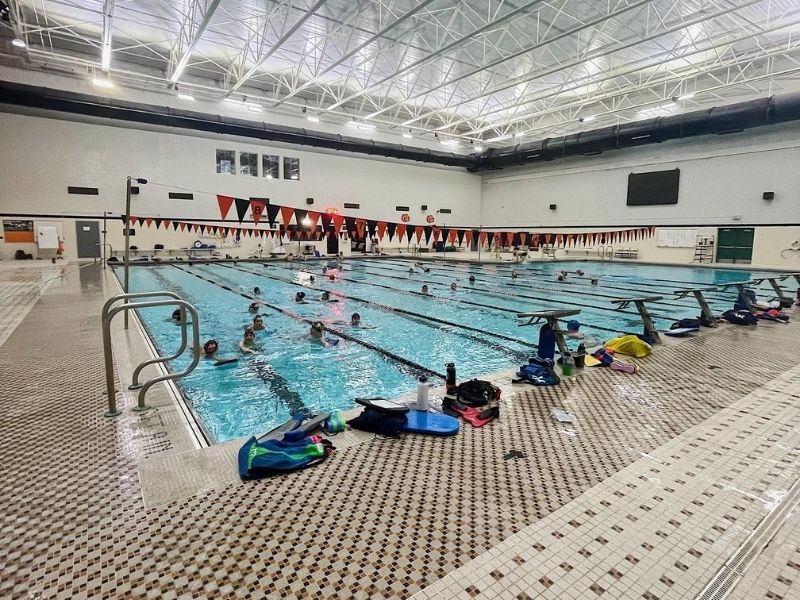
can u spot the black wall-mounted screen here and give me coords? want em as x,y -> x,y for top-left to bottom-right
68,186 -> 99,195
168,192 -> 193,200
626,169 -> 680,206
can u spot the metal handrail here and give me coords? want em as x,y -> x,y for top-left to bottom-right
597,245 -> 605,260
128,303 -> 188,390
101,291 -> 198,416
606,246 -> 614,260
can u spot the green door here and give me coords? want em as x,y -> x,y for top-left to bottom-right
717,228 -> 754,263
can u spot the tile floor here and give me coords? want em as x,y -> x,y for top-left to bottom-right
0,263 -> 798,600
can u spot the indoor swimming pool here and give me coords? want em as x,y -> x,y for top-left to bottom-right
122,259 -> 783,442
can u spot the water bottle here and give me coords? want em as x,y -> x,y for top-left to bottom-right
575,343 -> 586,369
416,376 -> 429,411
561,353 -> 573,377
445,363 -> 457,394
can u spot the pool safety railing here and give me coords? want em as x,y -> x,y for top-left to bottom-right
517,309 -> 581,358
597,246 -> 614,261
611,296 -> 663,344
101,291 -> 200,417
673,287 -> 719,327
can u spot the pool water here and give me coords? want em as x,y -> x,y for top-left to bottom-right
122,259 -> 783,442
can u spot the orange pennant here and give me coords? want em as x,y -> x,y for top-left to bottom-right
376,221 -> 387,240
217,195 -> 234,220
280,206 -> 295,226
415,226 -> 424,243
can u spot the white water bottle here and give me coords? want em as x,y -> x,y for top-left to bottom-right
416,376 -> 429,411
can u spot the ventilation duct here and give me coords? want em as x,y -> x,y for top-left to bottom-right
0,81 -> 475,169
470,92 -> 800,172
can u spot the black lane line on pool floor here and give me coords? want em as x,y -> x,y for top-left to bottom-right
173,264 -> 446,380
378,258 -> 739,306
215,263 -> 534,360
264,262 -> 625,337
149,263 -> 309,416
398,257 -> 768,303
333,261 -> 677,321
368,258 -> 723,311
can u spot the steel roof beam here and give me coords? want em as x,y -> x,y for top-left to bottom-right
168,0 -> 224,83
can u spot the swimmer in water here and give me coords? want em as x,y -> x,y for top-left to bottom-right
171,308 -> 183,323
320,291 -> 339,303
251,314 -> 266,331
202,339 -> 218,359
511,270 -> 518,279
351,313 -> 361,326
253,286 -> 261,296
450,282 -> 458,291
421,285 -> 429,294
557,274 -> 565,282
295,291 -> 308,303
248,302 -> 260,313
239,328 -> 260,354
591,277 -> 599,286
469,275 -> 475,284
576,269 -> 585,276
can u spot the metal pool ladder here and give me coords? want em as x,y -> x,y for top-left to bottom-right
101,291 -> 200,417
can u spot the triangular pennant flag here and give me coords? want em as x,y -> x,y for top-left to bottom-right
294,209 -> 308,228
405,224 -> 415,242
163,220 -> 171,231
519,232 -> 527,247
212,226 -> 220,235
471,229 -> 479,247
307,211 -> 320,229
234,198 -> 249,223
505,232 -> 514,247
432,227 -> 441,243
266,203 -> 280,226
532,233 -> 540,247
332,214 -> 345,234
171,220 -> 179,231
464,230 -> 473,246
377,221 -> 387,240
192,223 -> 199,233
415,226 -> 424,243
396,223 -> 406,241
366,219 -> 377,238
439,228 -> 449,244
128,216 -> 137,226
154,218 -> 163,230
217,195 -> 234,220
387,222 -> 397,241
320,213 -> 333,231
423,226 -> 433,245
448,229 -> 457,244
544,233 -> 552,245
567,234 -> 573,246
356,219 -> 366,239
456,229 -> 466,246
145,218 -> 154,228
280,206 -> 295,226
179,222 -> 186,232
479,231 -> 488,246
249,199 -> 267,225
344,216 -> 357,237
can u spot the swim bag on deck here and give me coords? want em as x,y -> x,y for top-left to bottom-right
455,379 -> 501,407
514,357 -> 560,386
238,434 -> 333,480
671,318 -> 701,330
722,309 -> 758,326
604,334 -> 652,358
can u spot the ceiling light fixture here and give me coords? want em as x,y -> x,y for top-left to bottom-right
11,38 -> 26,48
474,144 -> 484,152
357,123 -> 375,131
580,115 -> 596,123
677,93 -> 695,101
306,115 -> 319,123
224,97 -> 261,112
92,77 -> 114,88
402,130 -> 413,139
177,93 -> 194,101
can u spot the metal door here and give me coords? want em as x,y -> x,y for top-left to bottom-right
75,220 -> 101,258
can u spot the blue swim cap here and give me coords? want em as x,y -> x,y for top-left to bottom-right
567,320 -> 581,331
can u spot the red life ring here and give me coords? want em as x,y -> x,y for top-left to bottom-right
426,215 -> 435,223
401,214 -> 410,223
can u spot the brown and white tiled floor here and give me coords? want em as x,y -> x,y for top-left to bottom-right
1,263 -> 799,599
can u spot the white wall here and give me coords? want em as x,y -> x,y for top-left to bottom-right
0,111 -> 481,259
481,122 -> 800,228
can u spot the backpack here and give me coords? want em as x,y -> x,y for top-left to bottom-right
238,433 -> 333,480
514,357 -> 561,386
455,379 -> 501,407
671,317 -> 701,330
347,398 -> 409,437
722,309 -> 758,326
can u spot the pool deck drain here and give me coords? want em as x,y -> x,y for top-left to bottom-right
1,261 -> 799,600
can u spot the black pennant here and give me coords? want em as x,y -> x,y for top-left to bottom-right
153,218 -> 163,229
294,209 -> 308,228
456,229 -> 465,245
234,198 -> 249,223
440,228 -> 450,246
387,222 -> 397,241
366,219 -> 377,238
172,221 -> 180,231
266,203 -> 280,226
320,213 -> 333,231
423,226 -> 433,244
406,225 -> 415,242
344,216 -> 357,237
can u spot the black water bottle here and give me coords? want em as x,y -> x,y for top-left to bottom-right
446,362 -> 457,394
575,343 -> 586,369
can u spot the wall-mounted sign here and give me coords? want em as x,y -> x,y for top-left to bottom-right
401,213 -> 410,223
426,214 -> 435,223
325,207 -> 339,214
3,220 -> 34,243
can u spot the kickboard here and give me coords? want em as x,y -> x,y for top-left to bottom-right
664,327 -> 700,337
584,355 -> 602,367
401,410 -> 460,436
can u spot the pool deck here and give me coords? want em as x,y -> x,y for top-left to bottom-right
1,261 -> 800,600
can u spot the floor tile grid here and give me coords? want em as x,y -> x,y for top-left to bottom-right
1,264 -> 798,600
412,364 -> 800,600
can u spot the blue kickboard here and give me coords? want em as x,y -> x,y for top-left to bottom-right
401,410 -> 460,436
664,327 -> 700,337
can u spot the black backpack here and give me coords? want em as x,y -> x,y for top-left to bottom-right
455,379 -> 501,407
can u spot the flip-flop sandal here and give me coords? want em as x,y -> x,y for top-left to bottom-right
610,361 -> 637,374
444,398 -> 500,427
